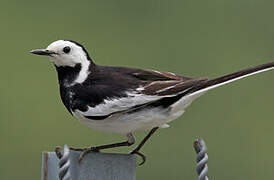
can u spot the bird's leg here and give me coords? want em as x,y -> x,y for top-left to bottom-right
130,127 -> 159,166
69,147 -> 90,151
72,133 -> 136,162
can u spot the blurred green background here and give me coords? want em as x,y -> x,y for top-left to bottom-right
1,0 -> 274,179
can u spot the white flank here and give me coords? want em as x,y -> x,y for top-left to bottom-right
79,91 -> 162,116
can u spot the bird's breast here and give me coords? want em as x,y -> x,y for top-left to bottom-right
59,85 -> 89,114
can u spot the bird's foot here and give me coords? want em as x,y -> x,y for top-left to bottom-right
70,147 -> 100,162
130,150 -> 146,166
78,147 -> 100,162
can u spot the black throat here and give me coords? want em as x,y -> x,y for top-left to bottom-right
55,63 -> 82,85
55,63 -> 84,115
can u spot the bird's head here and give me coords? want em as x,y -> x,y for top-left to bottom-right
30,40 -> 93,67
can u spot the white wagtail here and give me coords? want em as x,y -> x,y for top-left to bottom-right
31,40 -> 274,165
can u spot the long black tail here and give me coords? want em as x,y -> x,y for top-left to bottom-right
186,62 -> 274,96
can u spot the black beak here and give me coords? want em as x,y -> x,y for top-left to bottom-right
30,49 -> 56,56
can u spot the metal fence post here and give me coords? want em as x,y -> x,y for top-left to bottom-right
193,138 -> 209,180
42,145 -> 136,180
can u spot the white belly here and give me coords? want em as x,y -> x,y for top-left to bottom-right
72,94 -> 202,134
73,108 -> 183,134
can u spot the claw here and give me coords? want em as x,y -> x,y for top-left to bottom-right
55,146 -> 63,159
78,147 -> 100,163
130,150 -> 146,166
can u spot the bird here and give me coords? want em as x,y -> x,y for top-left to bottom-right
31,40 -> 274,165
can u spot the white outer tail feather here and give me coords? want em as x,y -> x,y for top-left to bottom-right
189,66 -> 274,98
171,62 -> 274,113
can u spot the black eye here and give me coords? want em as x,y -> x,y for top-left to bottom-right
63,46 -> 71,54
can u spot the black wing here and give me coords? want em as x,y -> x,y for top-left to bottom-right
72,65 -> 207,119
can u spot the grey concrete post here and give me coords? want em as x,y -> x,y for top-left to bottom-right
41,146 -> 136,180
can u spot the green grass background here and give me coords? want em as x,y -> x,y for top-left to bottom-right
1,0 -> 274,179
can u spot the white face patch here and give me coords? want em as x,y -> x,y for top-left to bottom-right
46,40 -> 89,67
47,40 -> 91,84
